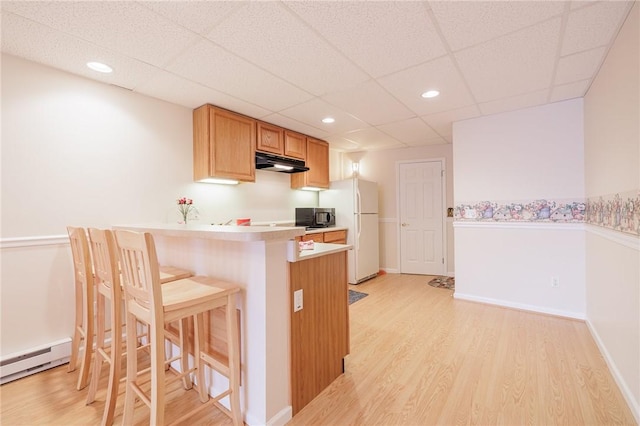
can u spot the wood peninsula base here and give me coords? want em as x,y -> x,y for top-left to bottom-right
289,247 -> 350,415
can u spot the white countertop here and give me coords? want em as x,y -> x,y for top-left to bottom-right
287,241 -> 352,262
113,222 -> 305,242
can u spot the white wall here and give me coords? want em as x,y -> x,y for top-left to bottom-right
453,99 -> 586,318
0,54 -> 316,357
330,144 -> 454,274
583,3 -> 639,419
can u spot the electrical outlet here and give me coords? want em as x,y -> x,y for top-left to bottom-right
293,289 -> 303,312
550,276 -> 560,288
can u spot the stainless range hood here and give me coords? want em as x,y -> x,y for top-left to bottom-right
255,152 -> 309,173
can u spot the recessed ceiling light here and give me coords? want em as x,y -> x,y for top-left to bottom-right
421,90 -> 440,99
322,117 -> 335,124
86,61 -> 113,73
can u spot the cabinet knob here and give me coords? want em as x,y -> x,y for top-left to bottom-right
401,223 -> 408,227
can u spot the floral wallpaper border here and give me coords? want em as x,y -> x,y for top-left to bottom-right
455,190 -> 640,237
585,190 -> 640,236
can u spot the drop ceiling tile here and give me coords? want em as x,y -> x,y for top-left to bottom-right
321,80 -> 415,126
140,1 -> 245,35
378,56 -> 475,116
206,2 -> 368,96
555,47 -> 606,85
421,105 -> 482,139
1,11 -> 158,90
166,39 -> 313,112
404,136 -> 449,147
561,1 -> 632,55
549,79 -> 590,103
430,1 -> 564,51
278,98 -> 369,135
260,113 -> 330,140
455,18 -> 561,103
342,128 -> 406,151
2,1 -> 200,68
324,135 -> 362,151
285,1 -> 446,78
376,117 -> 440,145
135,70 -> 271,117
479,89 -> 549,116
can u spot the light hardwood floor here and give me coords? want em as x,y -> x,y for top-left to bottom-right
1,273 -> 636,425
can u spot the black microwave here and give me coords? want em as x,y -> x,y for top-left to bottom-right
295,207 -> 336,228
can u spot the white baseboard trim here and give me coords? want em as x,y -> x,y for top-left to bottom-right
586,319 -> 640,423
380,268 -> 399,274
447,271 -> 455,277
244,406 -> 292,426
453,292 -> 585,320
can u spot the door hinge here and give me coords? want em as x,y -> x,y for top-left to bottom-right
441,170 -> 444,177
442,258 -> 444,264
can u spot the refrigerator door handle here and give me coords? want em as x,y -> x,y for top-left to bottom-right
356,185 -> 362,214
356,214 -> 361,250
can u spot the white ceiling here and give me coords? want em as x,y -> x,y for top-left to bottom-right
1,1 -> 634,152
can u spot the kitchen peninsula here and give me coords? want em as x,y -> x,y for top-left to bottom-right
113,223 -> 351,426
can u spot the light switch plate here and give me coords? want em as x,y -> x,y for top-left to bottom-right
293,289 -> 303,312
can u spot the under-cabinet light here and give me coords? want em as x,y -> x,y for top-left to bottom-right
300,186 -> 324,191
274,164 -> 294,171
198,178 -> 239,185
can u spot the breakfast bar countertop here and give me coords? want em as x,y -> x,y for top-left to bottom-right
287,241 -> 352,262
112,223 -> 305,242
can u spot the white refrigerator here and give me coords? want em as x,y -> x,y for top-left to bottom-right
319,177 -> 379,284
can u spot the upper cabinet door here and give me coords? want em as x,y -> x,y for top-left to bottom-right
193,105 -> 256,182
256,121 -> 284,155
284,131 -> 307,160
291,137 -> 329,189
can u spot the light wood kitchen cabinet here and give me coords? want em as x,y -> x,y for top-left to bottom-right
257,124 -> 307,161
283,130 -> 307,160
297,229 -> 347,244
301,233 -> 324,243
256,121 -> 284,155
291,137 -> 329,189
323,229 -> 347,244
193,104 -> 256,182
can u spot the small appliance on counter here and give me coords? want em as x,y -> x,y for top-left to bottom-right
295,207 -> 336,228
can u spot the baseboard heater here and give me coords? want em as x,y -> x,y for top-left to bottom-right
0,338 -> 72,385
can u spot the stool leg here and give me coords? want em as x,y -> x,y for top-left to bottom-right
101,295 -> 122,426
150,319 -> 166,426
179,317 -> 192,390
194,312 -> 208,403
87,292 -> 106,404
76,300 -> 94,391
68,283 -> 83,373
122,311 -> 138,426
226,298 -> 242,426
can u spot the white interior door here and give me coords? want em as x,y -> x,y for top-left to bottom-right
399,161 -> 444,275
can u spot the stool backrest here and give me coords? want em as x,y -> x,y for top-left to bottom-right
114,230 -> 162,324
87,228 -> 121,300
67,226 -> 94,324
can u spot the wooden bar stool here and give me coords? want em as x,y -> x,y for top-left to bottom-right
85,228 -> 197,426
114,230 -> 242,426
67,226 -> 94,391
84,228 -> 124,426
